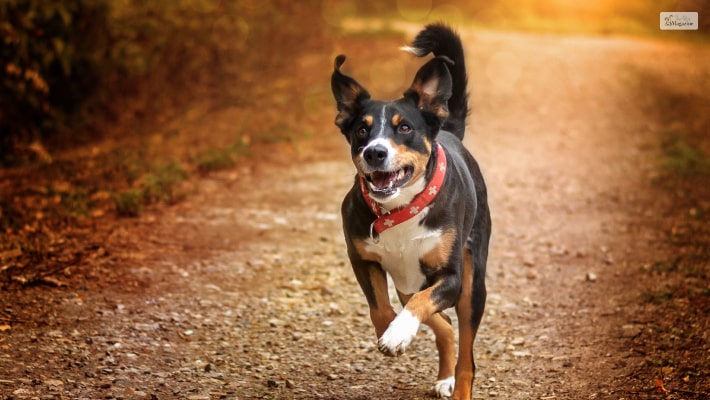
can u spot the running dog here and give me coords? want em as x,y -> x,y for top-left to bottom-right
331,24 -> 491,399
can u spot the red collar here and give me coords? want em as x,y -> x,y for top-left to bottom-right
359,141 -> 447,237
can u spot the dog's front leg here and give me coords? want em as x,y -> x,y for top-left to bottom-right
378,279 -> 457,356
351,261 -> 397,344
398,290 -> 456,397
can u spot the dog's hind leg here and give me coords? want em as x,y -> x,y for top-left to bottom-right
453,247 -> 484,400
426,312 -> 457,397
397,291 -> 456,397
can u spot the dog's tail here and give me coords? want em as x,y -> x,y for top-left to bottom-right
403,23 -> 469,140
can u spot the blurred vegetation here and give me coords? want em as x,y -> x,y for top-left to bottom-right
1,0 -> 327,164
2,0 -> 707,163
0,0 -> 331,285
326,0 -> 709,39
462,0 -> 709,38
1,0 -> 709,285
660,133 -> 710,176
624,33 -> 710,392
1,0 -> 110,155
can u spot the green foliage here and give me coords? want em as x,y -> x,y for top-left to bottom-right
1,0 -> 110,146
641,288 -> 676,304
112,161 -> 188,217
193,143 -> 248,174
113,189 -> 143,218
141,161 -> 188,204
660,133 -> 710,176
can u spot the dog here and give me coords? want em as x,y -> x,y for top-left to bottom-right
331,24 -> 491,399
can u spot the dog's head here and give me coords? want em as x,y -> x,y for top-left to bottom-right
331,54 -> 453,203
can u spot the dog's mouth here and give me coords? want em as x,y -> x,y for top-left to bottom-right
364,165 -> 414,196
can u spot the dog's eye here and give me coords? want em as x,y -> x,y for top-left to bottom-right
357,127 -> 368,138
398,124 -> 412,134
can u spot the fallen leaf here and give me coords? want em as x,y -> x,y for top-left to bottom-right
0,249 -> 23,260
40,276 -> 67,287
654,379 -> 668,394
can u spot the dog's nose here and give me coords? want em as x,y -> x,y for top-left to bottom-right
363,144 -> 388,166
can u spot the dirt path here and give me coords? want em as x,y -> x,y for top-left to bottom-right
1,30 -> 708,399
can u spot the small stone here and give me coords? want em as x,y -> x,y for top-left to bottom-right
285,379 -> 295,389
585,272 -> 598,282
327,374 -> 338,381
266,379 -> 279,388
621,324 -> 643,338
511,337 -> 525,346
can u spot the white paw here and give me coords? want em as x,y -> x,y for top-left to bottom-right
433,376 -> 455,398
377,309 -> 420,356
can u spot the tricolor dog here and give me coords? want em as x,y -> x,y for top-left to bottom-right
331,24 -> 491,399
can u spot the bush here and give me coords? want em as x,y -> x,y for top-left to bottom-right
0,0 -> 110,149
1,0 -> 328,164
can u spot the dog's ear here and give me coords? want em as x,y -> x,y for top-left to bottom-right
331,55 -> 371,131
404,56 -> 453,128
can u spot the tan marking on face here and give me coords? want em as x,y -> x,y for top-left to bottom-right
363,115 -> 374,127
420,228 -> 457,268
353,238 -> 381,263
387,137 -> 432,187
391,114 -> 404,127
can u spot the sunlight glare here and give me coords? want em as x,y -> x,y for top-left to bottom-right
321,1 -> 357,27
429,4 -> 466,26
396,0 -> 432,22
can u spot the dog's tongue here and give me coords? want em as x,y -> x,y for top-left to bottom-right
371,171 -> 397,189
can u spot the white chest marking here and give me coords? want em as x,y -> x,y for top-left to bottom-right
364,208 -> 441,294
